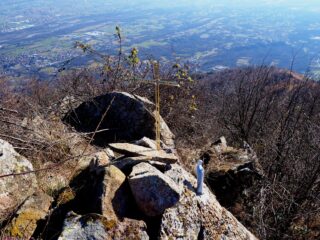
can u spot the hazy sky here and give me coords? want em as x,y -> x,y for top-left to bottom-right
113,0 -> 320,7
93,0 -> 320,12
2,0 -> 320,14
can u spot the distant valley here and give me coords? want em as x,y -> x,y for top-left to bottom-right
1,0 -> 320,79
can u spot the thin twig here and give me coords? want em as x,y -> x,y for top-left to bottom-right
0,106 -> 18,114
0,133 -> 43,146
0,119 -> 34,132
0,153 -> 92,179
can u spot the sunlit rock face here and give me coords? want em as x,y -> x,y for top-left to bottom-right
159,163 -> 258,240
0,139 -> 38,223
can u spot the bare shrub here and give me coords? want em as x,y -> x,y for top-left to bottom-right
196,66 -> 320,239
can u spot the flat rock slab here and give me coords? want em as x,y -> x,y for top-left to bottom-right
113,155 -> 171,170
135,137 -> 158,150
109,143 -> 178,163
128,162 -> 180,216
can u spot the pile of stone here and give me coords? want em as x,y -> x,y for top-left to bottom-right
0,92 -> 258,239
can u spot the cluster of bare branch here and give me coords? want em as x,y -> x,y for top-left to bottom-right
191,66 -> 320,239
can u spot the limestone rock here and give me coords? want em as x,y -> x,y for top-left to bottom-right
128,162 -> 180,216
5,191 -> 53,239
212,136 -> 228,153
109,143 -> 178,163
38,163 -> 70,197
63,91 -> 154,145
40,151 -> 111,196
76,151 -> 110,174
135,136 -> 158,150
113,156 -> 152,170
58,212 -> 149,240
101,165 -> 127,219
58,95 -> 81,117
53,157 -> 128,218
104,147 -> 115,159
156,112 -> 175,149
113,156 -> 171,173
160,164 -> 258,240
63,91 -> 175,147
203,141 -> 263,207
0,139 -> 38,222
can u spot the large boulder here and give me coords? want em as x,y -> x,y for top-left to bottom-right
128,162 -> 180,216
63,92 -> 175,148
160,163 -> 258,239
0,139 -> 38,223
5,191 -> 53,239
200,138 -> 263,207
58,212 -> 149,240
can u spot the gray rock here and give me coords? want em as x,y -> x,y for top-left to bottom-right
39,150 -> 109,197
5,191 -> 53,239
58,212 -> 149,240
104,147 -> 115,159
0,139 -> 38,222
159,163 -> 258,240
113,156 -> 153,170
101,165 -> 127,219
204,140 -> 263,209
212,136 -> 228,153
76,151 -> 110,175
128,162 -> 180,216
135,136 -> 158,150
113,156 -> 171,173
58,95 -> 81,117
109,143 -> 178,163
156,112 -> 175,149
63,91 -> 175,147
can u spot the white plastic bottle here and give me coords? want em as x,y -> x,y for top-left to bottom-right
196,160 -> 204,195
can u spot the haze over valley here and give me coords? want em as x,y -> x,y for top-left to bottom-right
1,0 -> 320,78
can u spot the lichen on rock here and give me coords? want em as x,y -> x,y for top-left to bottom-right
0,139 -> 38,223
5,191 -> 53,239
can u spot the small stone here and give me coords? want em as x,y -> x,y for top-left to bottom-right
135,136 -> 158,150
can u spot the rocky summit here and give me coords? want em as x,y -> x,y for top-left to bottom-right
0,92 -> 258,239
